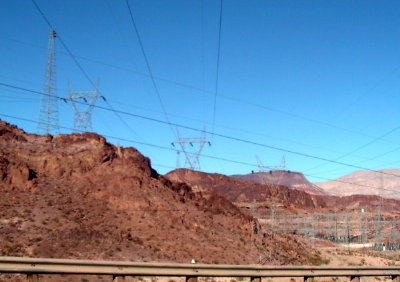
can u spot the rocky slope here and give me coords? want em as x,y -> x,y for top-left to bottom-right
166,169 -> 327,210
323,194 -> 400,215
232,171 -> 327,195
0,121 -> 321,265
166,169 -> 400,215
316,169 -> 400,199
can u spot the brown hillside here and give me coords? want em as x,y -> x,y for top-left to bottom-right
232,171 -> 327,195
316,169 -> 400,200
166,169 -> 326,210
165,169 -> 400,216
0,121 -> 321,265
323,194 -> 400,214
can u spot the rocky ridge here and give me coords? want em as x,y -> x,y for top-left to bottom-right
316,169 -> 400,199
0,121 -> 321,265
232,170 -> 327,195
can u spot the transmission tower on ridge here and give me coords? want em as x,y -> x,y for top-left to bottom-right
256,155 -> 287,186
171,128 -> 211,170
67,80 -> 102,132
256,155 -> 286,172
38,29 -> 59,135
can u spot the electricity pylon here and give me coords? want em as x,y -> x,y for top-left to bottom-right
256,155 -> 286,186
171,128 -> 211,170
67,80 -> 102,132
38,29 -> 59,135
256,155 -> 286,172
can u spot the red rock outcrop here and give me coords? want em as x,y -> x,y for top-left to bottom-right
232,171 -> 327,195
166,169 -> 327,209
0,121 -> 322,265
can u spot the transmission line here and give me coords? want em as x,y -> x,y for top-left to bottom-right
3,111 -> 400,197
124,0 -> 175,137
3,82 -> 400,181
1,72 -> 397,171
1,72 -> 396,170
304,124 -> 400,174
30,0 -> 146,142
211,0 -> 224,138
5,35 -> 399,148
303,144 -> 400,179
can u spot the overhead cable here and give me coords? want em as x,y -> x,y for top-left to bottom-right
2,84 -> 400,181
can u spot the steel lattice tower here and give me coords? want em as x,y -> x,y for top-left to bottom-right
38,29 -> 59,135
256,155 -> 286,172
171,128 -> 210,170
68,80 -> 102,132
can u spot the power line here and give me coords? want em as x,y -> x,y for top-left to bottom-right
3,82 -> 400,180
211,0 -> 224,138
2,73 -> 397,171
38,28 -> 59,135
124,0 -> 175,137
2,85 -> 400,184
0,73 -> 376,158
302,144 -> 400,178
2,113 -> 400,196
1,73 -> 398,171
4,35 -> 399,147
31,0 -> 91,87
30,0 -> 146,143
303,124 -> 400,174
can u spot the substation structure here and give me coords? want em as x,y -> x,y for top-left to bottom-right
257,211 -> 400,251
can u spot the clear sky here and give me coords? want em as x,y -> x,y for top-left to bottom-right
1,0 -> 400,184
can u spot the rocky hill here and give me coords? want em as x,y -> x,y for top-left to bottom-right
166,169 -> 327,210
166,169 -> 400,215
0,121 -> 322,265
232,170 -> 327,195
316,169 -> 400,199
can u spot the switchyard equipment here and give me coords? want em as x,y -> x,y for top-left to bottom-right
257,210 -> 400,251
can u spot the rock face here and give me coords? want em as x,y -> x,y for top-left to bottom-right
166,169 -> 326,210
232,171 -> 327,195
322,194 -> 400,213
0,121 -> 321,265
315,169 -> 400,200
166,170 -> 400,215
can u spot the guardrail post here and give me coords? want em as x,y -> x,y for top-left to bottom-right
304,277 -> 314,282
26,274 -> 39,282
350,276 -> 360,282
250,277 -> 261,282
186,277 -> 198,282
113,275 -> 125,281
392,276 -> 400,282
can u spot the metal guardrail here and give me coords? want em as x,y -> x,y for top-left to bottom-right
0,256 -> 400,281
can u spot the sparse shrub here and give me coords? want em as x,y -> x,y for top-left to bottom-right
310,256 -> 330,266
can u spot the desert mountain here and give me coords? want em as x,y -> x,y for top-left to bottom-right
166,169 -> 400,215
0,121 -> 322,265
166,169 -> 327,210
231,170 -> 327,195
315,169 -> 400,200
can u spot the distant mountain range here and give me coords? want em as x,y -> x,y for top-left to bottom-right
231,170 -> 327,195
315,169 -> 400,199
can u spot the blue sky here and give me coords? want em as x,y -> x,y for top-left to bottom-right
1,0 -> 400,183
